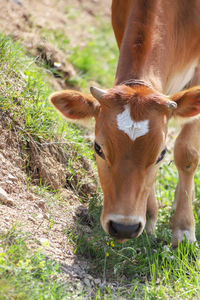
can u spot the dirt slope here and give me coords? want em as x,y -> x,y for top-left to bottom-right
0,110 -> 98,288
0,0 -> 112,292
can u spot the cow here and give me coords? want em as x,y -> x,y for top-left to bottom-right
50,0 -> 200,247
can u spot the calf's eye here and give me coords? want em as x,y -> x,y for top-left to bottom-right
156,147 -> 167,164
94,141 -> 105,159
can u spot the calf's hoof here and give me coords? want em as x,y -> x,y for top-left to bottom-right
171,228 -> 196,248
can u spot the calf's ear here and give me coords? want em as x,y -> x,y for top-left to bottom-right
50,90 -> 100,120
171,86 -> 200,118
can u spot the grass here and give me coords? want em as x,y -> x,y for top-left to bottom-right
0,34 -> 93,154
0,228 -> 85,300
0,9 -> 200,299
0,33 -> 95,193
39,22 -> 118,90
40,27 -> 70,52
68,23 -> 118,89
70,161 -> 200,299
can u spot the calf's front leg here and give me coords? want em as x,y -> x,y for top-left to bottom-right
172,120 -> 200,247
146,185 -> 158,235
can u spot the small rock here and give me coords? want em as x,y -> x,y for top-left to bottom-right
75,205 -> 88,217
0,187 -> 9,199
44,213 -> 50,220
8,174 -> 16,181
27,193 -> 35,201
87,275 -> 93,280
83,278 -> 91,286
6,180 -> 13,185
28,216 -> 37,224
37,213 -> 43,220
13,0 -> 22,5
0,187 -> 14,206
36,200 -> 46,210
94,278 -> 101,285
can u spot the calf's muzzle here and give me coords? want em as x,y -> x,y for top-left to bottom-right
108,220 -> 141,239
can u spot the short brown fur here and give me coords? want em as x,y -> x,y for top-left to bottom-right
50,0 -> 200,247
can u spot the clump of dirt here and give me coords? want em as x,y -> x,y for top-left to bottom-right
27,140 -> 69,190
28,139 -> 97,196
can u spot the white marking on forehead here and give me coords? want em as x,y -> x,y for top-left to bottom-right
116,105 -> 149,141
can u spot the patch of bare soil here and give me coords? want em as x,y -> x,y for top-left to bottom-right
0,0 -> 111,90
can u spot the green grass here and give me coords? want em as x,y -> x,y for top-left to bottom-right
68,161 -> 200,299
0,228 -> 85,299
39,21 -> 118,90
0,34 -> 93,155
0,34 -> 95,194
40,27 -> 70,52
68,24 -> 118,89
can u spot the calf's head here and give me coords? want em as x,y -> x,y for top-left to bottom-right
50,84 -> 200,241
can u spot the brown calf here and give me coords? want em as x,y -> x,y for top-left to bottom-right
50,0 -> 200,247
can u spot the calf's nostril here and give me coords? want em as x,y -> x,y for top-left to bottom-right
109,220 -> 141,239
109,220 -> 118,236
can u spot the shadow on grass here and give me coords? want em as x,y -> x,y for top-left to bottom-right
66,191 -> 200,298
